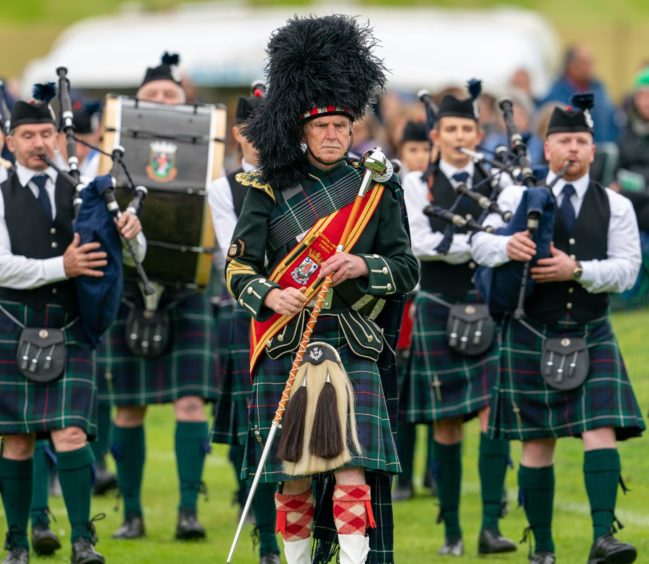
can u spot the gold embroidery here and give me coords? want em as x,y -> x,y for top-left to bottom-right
235,172 -> 275,202
226,259 -> 256,296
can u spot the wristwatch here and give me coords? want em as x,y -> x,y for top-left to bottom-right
572,260 -> 583,281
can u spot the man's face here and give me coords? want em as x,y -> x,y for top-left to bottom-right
7,123 -> 58,170
137,79 -> 185,105
432,116 -> 483,167
544,131 -> 594,181
303,114 -> 352,168
634,88 -> 649,121
400,141 -> 430,173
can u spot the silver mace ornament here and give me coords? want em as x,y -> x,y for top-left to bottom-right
225,147 -> 391,562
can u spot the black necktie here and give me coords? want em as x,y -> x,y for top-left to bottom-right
452,171 -> 470,185
32,174 -> 52,220
559,183 -> 576,233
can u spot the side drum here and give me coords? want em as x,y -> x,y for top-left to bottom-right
99,95 -> 226,290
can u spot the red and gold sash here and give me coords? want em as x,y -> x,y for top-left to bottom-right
249,184 -> 385,372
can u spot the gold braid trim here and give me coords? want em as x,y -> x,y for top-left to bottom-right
225,258 -> 256,297
235,171 -> 275,203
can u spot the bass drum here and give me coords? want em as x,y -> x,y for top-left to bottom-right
98,95 -> 226,290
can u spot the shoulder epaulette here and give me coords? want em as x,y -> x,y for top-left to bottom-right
235,171 -> 275,202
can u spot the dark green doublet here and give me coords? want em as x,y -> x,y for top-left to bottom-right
226,159 -> 419,481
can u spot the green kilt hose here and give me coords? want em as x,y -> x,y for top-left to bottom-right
242,315 -> 401,484
0,301 -> 96,437
211,299 -> 251,445
404,291 -> 498,424
491,314 -> 646,441
97,291 -> 219,406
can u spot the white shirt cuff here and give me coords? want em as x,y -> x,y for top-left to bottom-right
578,260 -> 596,289
43,257 -> 68,282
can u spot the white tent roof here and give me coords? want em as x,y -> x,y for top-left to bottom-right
21,4 -> 559,97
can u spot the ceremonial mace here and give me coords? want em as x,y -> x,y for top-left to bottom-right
226,148 -> 392,563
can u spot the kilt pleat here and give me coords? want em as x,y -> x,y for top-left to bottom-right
96,291 -> 219,405
211,301 -> 251,445
242,314 -> 400,483
403,292 -> 498,423
0,301 -> 96,437
490,314 -> 645,441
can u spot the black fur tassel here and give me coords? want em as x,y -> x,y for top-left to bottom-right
32,82 -> 56,104
571,92 -> 595,111
467,78 -> 482,101
244,14 -> 388,191
309,380 -> 344,459
162,52 -> 180,66
277,384 -> 307,463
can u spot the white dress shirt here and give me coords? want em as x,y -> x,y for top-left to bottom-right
0,163 -> 146,290
471,173 -> 641,293
207,160 -> 256,264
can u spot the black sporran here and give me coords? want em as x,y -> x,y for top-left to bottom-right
125,306 -> 172,357
446,303 -> 495,356
17,328 -> 66,383
541,337 -> 589,391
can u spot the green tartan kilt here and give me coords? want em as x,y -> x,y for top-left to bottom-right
211,300 -> 251,446
96,291 -> 219,406
0,301 -> 96,438
490,314 -> 646,441
403,291 -> 498,424
242,314 -> 400,484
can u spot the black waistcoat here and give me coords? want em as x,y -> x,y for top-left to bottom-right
420,166 -> 490,298
227,168 -> 247,218
0,171 -> 78,314
525,181 -> 610,324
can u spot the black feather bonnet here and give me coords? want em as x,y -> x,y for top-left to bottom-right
244,14 -> 388,190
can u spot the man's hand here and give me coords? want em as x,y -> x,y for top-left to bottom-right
263,287 -> 309,316
116,212 -> 142,240
317,253 -> 369,286
531,243 -> 577,283
506,230 -> 537,262
63,233 -> 107,278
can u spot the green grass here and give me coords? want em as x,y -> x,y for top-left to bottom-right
1,307 -> 648,562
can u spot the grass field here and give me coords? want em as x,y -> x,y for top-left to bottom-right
1,307 -> 648,562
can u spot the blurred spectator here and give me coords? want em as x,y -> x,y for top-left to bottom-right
396,121 -> 430,180
477,92 -> 501,137
542,44 -> 619,143
351,110 -> 389,158
616,67 -> 649,191
509,67 -> 541,106
482,89 -> 544,167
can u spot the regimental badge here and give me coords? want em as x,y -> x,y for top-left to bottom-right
308,347 -> 323,362
290,250 -> 322,286
146,141 -> 178,183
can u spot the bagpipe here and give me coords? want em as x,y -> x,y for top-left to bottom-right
35,69 -> 153,346
416,84 -> 576,319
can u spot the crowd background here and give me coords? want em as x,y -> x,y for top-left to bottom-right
1,1 -> 649,563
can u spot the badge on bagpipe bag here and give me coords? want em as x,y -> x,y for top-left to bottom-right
276,342 -> 362,476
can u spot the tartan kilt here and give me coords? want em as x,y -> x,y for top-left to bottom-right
0,301 -> 96,437
403,291 -> 498,424
242,314 -> 400,484
211,300 -> 251,446
96,291 -> 219,406
490,314 -> 646,441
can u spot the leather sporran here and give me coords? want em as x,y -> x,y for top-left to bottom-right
125,306 -> 172,357
446,303 -> 495,356
541,337 -> 589,391
17,328 -> 66,383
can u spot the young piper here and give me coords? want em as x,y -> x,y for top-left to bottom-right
402,81 -> 515,557
471,95 -> 644,564
208,86 -> 281,564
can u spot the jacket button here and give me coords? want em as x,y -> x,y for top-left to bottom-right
51,241 -> 58,249
469,261 -> 476,270
51,288 -> 58,295
368,335 -> 374,343
381,267 -> 388,275
566,302 -> 573,309
568,287 -> 574,294
386,283 -> 393,292
247,287 -> 254,295
239,298 -> 244,306
50,227 -> 56,234
569,238 -> 576,245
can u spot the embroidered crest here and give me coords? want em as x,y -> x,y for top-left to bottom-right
290,254 -> 319,286
146,141 -> 178,182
